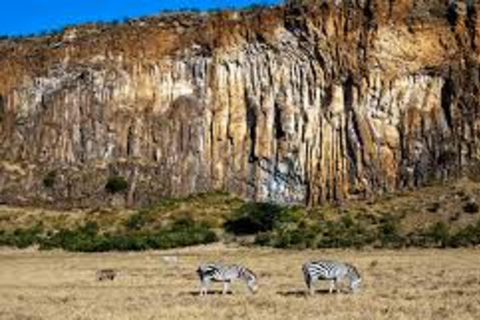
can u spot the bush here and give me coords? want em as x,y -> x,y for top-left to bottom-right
43,171 -> 56,189
274,226 -> 317,249
224,202 -> 298,235
463,200 -> 479,214
0,223 -> 44,248
317,217 -> 374,249
254,232 -> 273,246
449,220 -> 480,247
376,216 -> 406,248
410,222 -> 451,248
105,176 -> 128,194
39,221 -> 102,252
427,222 -> 450,248
254,213 -> 375,250
38,217 -> 217,252
255,213 -> 474,250
427,202 -> 441,213
158,217 -> 218,249
124,211 -> 153,231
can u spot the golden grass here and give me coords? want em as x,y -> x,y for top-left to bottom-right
0,245 -> 479,320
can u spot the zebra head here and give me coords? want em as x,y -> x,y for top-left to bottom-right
346,264 -> 362,292
243,268 -> 258,294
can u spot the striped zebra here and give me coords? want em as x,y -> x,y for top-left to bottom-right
302,260 -> 362,294
196,263 -> 258,295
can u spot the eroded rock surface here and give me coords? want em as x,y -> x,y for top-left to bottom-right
0,0 -> 479,207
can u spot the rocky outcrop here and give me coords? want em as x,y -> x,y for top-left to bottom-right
0,0 -> 479,208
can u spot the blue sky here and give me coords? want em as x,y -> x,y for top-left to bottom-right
0,0 -> 281,36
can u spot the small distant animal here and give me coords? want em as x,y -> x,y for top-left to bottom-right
196,263 -> 258,296
96,269 -> 118,282
302,260 -> 362,294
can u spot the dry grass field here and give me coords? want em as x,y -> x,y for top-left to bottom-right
0,245 -> 479,320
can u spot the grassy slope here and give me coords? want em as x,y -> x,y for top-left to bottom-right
1,179 -> 480,235
0,191 -> 244,233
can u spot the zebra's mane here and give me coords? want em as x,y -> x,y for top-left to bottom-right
308,259 -> 338,266
233,264 -> 256,281
243,267 -> 256,278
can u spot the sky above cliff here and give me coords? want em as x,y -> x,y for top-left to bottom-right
0,0 -> 281,36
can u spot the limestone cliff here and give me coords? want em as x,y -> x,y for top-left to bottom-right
0,0 -> 479,208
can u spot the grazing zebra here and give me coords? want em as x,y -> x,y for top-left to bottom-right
96,269 -> 118,281
302,260 -> 361,294
196,263 -> 258,295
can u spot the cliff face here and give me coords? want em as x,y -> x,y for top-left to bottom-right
0,0 -> 479,208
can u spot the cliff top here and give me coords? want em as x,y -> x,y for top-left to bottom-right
0,0 -> 478,93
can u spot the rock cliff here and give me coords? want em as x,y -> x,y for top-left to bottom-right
0,0 -> 479,207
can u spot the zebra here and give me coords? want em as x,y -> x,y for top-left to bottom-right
302,260 -> 362,294
196,263 -> 258,296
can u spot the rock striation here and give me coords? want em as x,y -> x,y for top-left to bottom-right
0,0 -> 479,207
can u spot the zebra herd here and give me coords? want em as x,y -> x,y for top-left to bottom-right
196,259 -> 362,296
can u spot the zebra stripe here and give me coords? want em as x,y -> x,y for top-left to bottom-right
302,260 -> 362,294
196,263 -> 258,295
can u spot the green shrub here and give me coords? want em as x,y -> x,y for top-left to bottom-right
317,218 -> 373,249
0,223 -> 44,249
224,202 -> 296,235
105,176 -> 128,194
39,221 -> 102,252
254,232 -> 273,246
274,227 -> 317,249
254,213 -> 375,250
427,222 -> 451,248
124,211 -> 153,230
449,220 -> 480,247
161,217 -> 218,248
39,217 -> 217,252
377,216 -> 406,248
463,200 -> 479,214
411,222 -> 451,248
43,171 -> 56,189
427,202 -> 441,213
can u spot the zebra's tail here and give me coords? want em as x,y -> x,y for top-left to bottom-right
196,265 -> 206,280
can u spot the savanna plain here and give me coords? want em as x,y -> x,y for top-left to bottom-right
0,245 -> 479,320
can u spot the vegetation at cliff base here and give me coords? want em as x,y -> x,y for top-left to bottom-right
225,203 -> 480,250
0,217 -> 217,252
223,179 -> 480,249
223,202 -> 291,235
1,180 -> 480,251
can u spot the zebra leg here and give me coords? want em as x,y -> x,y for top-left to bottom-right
335,279 -> 340,293
309,282 -> 314,295
200,280 -> 209,296
223,281 -> 229,295
329,280 -> 335,294
304,274 -> 314,295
